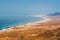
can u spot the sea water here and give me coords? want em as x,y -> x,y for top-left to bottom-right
0,16 -> 44,30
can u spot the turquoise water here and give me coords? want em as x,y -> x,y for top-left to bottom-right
0,16 -> 44,30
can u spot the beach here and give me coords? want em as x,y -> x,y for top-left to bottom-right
0,18 -> 60,40
0,0 -> 60,40
0,17 -> 49,32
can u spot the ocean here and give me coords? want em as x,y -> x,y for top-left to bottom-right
0,16 -> 44,30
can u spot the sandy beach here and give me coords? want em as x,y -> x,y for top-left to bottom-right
0,0 -> 60,40
0,17 -> 60,40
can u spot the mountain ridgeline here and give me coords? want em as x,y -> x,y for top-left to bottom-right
48,12 -> 60,16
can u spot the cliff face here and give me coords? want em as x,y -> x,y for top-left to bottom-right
0,20 -> 60,40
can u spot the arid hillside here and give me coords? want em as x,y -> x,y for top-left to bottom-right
0,20 -> 60,40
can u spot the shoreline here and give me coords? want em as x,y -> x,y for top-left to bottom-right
0,17 -> 50,32
19,17 -> 51,26
0,18 -> 60,40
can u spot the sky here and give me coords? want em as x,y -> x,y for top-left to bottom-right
0,0 -> 60,17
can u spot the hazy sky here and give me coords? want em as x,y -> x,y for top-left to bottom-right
0,0 -> 60,17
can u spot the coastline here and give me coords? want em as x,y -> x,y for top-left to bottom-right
0,17 -> 50,32
0,17 -> 60,40
16,17 -> 51,27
